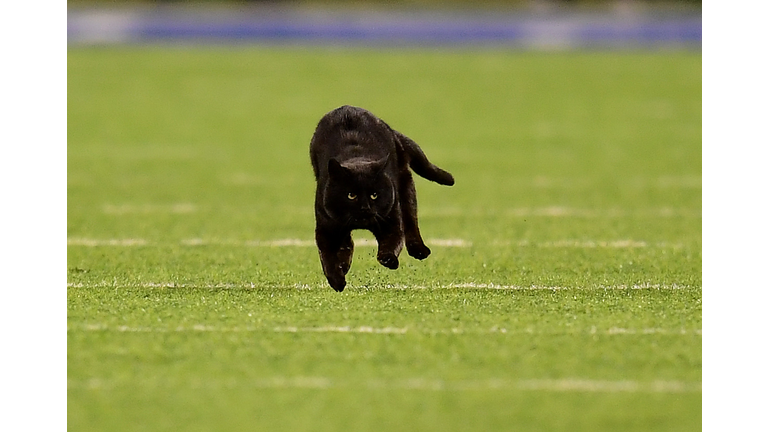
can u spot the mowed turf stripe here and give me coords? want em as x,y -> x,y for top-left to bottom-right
67,324 -> 701,335
67,377 -> 701,393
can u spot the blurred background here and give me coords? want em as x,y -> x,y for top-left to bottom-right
68,0 -> 701,48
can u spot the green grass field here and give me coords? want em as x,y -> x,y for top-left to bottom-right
67,47 -> 701,431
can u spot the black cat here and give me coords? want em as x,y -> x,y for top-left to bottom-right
310,105 -> 454,291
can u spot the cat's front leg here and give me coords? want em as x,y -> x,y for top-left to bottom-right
316,228 -> 351,291
372,220 -> 404,270
337,234 -> 354,276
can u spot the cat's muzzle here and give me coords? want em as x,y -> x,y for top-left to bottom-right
353,214 -> 377,227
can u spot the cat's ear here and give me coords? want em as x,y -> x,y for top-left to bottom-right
373,154 -> 391,177
328,159 -> 350,180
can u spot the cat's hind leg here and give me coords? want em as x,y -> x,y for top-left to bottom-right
399,170 -> 431,260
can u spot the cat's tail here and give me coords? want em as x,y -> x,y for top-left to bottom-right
395,131 -> 455,186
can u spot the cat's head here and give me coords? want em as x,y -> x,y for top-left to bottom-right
323,156 -> 395,227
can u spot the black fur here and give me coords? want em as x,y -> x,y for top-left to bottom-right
310,105 -> 454,291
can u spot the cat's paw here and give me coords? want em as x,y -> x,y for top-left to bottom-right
326,274 -> 347,292
377,253 -> 399,270
406,242 -> 431,260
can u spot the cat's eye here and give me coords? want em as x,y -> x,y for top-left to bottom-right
370,193 -> 378,200
347,193 -> 357,200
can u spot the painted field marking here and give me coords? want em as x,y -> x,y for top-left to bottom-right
499,239 -> 691,249
504,206 -> 701,218
67,237 -> 694,249
66,281 -> 270,289
273,326 -> 408,334
429,239 -> 473,247
67,238 -> 148,246
68,238 -> 471,247
245,239 -> 315,247
421,206 -> 701,218
536,239 -> 648,248
440,282 -> 693,290
96,205 -> 700,218
515,379 -> 701,393
68,323 -> 700,336
68,376 -> 701,393
66,281 -> 697,290
103,203 -> 197,214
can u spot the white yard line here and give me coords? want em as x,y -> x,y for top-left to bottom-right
68,376 -> 701,393
67,238 -> 471,247
273,326 -> 408,334
66,281 -> 697,290
429,239 -> 473,247
97,204 -> 700,218
67,237 -> 694,249
499,239 -> 690,249
440,282 -> 693,290
68,324 -> 700,336
66,281 -> 273,289
536,240 -> 648,248
245,239 -> 315,247
421,206 -> 701,218
67,238 -> 148,246
515,379 -> 701,393
102,203 -> 197,214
